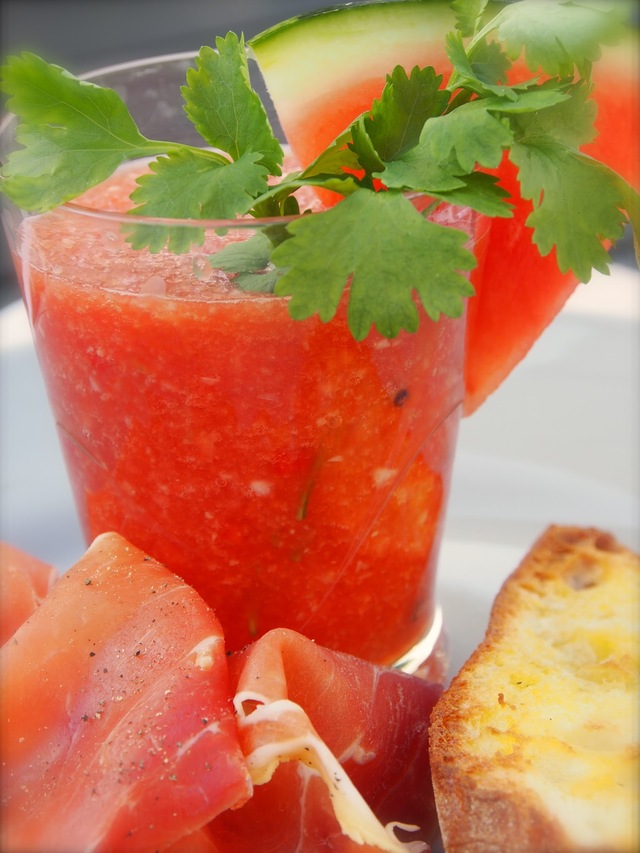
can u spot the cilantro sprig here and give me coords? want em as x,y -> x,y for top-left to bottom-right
0,0 -> 638,340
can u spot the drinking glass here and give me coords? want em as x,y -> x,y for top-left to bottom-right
0,53 -> 475,672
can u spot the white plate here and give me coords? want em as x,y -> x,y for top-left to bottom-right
2,264 -> 638,680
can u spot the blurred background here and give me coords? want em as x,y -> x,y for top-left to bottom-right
0,0 -> 327,308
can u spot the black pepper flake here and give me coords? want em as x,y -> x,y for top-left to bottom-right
134,650 -> 141,657
89,652 -> 96,657
393,388 -> 409,406
84,578 -> 92,586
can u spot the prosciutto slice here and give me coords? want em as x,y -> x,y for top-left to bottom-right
1,536 -> 442,852
205,628 -> 442,852
0,533 -> 252,852
0,541 -> 57,644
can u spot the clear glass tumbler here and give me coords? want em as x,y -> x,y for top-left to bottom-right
0,53 -> 475,671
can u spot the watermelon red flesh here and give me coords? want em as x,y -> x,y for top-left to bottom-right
0,532 -> 252,853
249,2 -> 639,414
464,37 -> 640,412
0,542 -> 57,645
206,628 -> 442,852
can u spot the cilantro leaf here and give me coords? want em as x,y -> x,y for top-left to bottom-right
210,231 -> 283,292
182,33 -> 283,174
451,0 -> 490,37
508,79 -> 597,149
362,65 -> 449,162
487,0 -> 626,77
508,79 -> 629,279
446,32 -> 516,98
301,128 -> 362,179
272,190 -> 475,339
130,149 -> 269,218
210,230 -> 273,271
479,85 -> 573,115
0,52 -> 162,211
126,149 -> 269,252
428,172 -> 514,218
511,142 -> 627,279
420,101 -> 514,172
349,116 -> 386,177
381,99 -> 514,193
512,143 -> 626,278
250,169 -> 360,218
373,147 -> 464,194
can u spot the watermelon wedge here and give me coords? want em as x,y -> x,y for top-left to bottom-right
249,0 -> 639,412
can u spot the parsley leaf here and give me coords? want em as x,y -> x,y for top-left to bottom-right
272,190 -> 475,339
182,34 -> 283,173
0,52 -> 164,211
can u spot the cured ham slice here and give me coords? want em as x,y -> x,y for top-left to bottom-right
0,541 -> 57,644
1,536 -> 442,852
207,628 -> 442,852
0,533 -> 252,853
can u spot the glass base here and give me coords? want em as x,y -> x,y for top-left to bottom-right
392,605 -> 449,683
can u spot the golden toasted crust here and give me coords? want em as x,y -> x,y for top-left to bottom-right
429,525 -> 640,853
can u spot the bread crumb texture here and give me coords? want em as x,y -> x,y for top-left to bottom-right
429,525 -> 639,853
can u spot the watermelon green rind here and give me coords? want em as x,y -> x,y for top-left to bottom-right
248,1 -> 453,131
249,1 -> 452,58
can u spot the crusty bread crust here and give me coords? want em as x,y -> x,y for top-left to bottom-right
429,525 -> 640,853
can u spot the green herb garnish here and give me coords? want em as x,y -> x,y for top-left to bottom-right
0,0 -> 637,340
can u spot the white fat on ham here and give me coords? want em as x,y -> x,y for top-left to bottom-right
234,692 -> 427,853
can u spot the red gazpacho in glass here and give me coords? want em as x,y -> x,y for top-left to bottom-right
13,157 -> 470,666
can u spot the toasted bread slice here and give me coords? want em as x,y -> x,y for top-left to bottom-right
429,525 -> 639,853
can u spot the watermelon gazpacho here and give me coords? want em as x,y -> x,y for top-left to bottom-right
15,159 -> 468,666
0,535 -> 442,852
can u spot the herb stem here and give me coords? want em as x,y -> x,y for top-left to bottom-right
143,140 -> 232,166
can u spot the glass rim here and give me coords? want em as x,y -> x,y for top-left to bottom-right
0,49 -> 307,230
